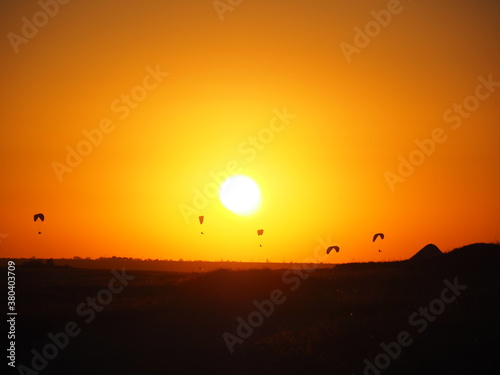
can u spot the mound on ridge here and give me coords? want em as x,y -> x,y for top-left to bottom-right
409,243 -> 443,262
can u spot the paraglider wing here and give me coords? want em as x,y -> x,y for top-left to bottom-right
257,229 -> 264,236
199,216 -> 204,225
372,233 -> 384,242
327,246 -> 340,254
34,213 -> 45,234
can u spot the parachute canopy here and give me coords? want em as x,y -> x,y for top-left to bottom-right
327,246 -> 340,254
34,213 -> 45,222
199,216 -> 204,225
257,229 -> 264,236
372,233 -> 384,242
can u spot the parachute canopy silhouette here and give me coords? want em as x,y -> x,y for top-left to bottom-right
257,229 -> 264,247
327,246 -> 340,254
34,213 -> 44,222
372,233 -> 384,242
199,216 -> 204,234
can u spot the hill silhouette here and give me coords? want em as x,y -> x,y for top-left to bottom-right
409,243 -> 443,262
446,242 -> 499,259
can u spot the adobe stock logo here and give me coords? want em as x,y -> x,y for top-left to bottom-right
16,268 -> 135,374
213,0 -> 244,21
7,0 -> 72,54
52,65 -> 169,182
339,0 -> 409,64
179,106 -> 296,223
0,233 -> 8,243
356,277 -> 467,375
384,73 -> 499,192
222,234 -> 333,354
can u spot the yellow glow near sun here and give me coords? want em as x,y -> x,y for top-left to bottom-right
219,175 -> 262,215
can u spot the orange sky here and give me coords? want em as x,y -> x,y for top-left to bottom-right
1,0 -> 499,263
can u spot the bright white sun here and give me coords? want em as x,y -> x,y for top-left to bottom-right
219,175 -> 261,215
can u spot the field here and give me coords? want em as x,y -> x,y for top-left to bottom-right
4,243 -> 500,375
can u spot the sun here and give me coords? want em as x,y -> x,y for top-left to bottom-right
219,175 -> 262,215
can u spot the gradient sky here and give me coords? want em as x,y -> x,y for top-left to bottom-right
1,0 -> 499,263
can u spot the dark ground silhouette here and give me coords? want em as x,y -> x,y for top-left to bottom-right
3,243 -> 499,374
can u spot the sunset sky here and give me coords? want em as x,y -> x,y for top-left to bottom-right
1,0 -> 499,263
